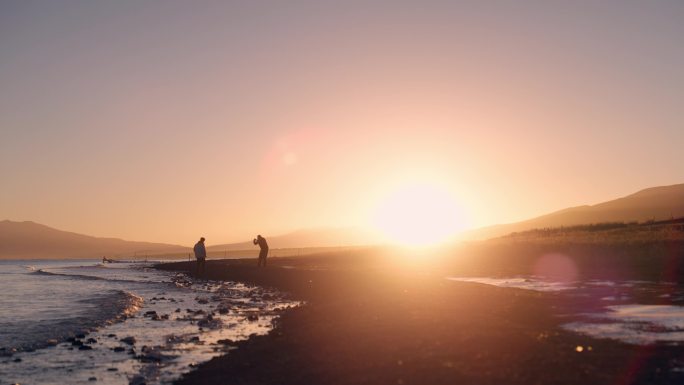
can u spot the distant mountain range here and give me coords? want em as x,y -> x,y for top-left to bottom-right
2,183 -> 682,258
0,221 -> 378,259
461,183 -> 684,240
207,227 -> 380,252
0,220 -> 188,259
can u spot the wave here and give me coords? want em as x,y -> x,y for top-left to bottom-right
32,269 -> 107,281
31,268 -> 163,284
30,262 -> 172,284
0,290 -> 143,355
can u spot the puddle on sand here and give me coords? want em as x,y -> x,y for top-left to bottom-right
449,276 -> 684,346
448,277 -> 576,292
563,304 -> 684,345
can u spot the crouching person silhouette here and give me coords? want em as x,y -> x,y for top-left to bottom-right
253,235 -> 269,267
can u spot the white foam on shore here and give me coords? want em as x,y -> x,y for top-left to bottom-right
562,304 -> 684,345
448,277 -> 576,292
0,262 -> 300,385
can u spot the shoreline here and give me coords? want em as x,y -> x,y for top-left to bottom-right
0,260 -> 296,385
157,255 -> 684,385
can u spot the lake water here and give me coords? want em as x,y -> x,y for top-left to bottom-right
0,260 -> 299,384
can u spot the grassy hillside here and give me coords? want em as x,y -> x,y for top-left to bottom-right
463,183 -> 684,240
449,218 -> 684,282
500,217 -> 684,244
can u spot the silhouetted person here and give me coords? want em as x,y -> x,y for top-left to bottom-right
193,237 -> 207,276
253,235 -> 269,267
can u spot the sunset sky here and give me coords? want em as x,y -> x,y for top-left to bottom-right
1,1 -> 683,245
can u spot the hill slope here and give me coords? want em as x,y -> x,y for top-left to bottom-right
463,183 -> 684,240
0,220 -> 188,259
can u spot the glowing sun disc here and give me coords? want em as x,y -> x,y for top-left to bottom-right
371,183 -> 465,246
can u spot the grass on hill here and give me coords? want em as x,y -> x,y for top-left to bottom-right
499,217 -> 684,244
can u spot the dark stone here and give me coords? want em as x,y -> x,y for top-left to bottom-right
121,336 -> 136,345
88,376 -> 97,381
72,340 -> 84,346
76,333 -> 86,339
107,334 -> 117,338
87,338 -> 97,344
247,314 -> 259,321
13,358 -> 22,362
138,354 -> 162,363
129,375 -> 146,385
79,345 -> 93,350
113,347 -> 126,352
107,368 -> 118,371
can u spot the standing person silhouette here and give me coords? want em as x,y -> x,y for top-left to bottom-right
253,235 -> 269,267
193,237 -> 207,276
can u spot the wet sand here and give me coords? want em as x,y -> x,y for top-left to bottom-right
157,252 -> 684,385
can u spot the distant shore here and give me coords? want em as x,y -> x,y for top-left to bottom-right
157,248 -> 684,385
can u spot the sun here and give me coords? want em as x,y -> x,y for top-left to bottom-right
371,182 -> 466,247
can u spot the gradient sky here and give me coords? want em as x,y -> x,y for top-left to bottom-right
1,1 -> 683,245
